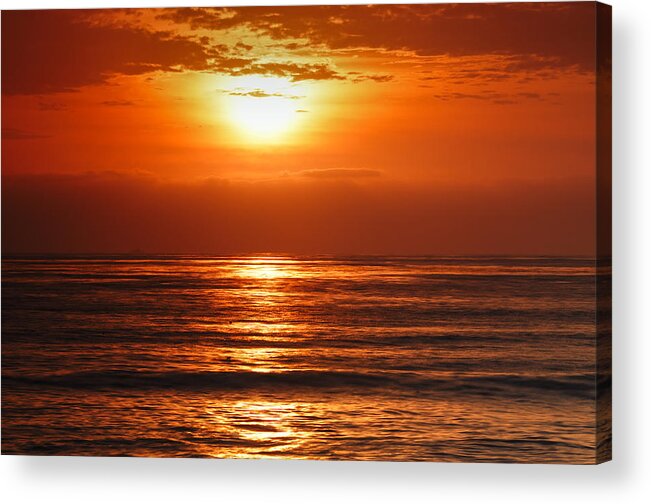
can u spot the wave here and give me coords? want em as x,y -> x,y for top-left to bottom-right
2,369 -> 596,399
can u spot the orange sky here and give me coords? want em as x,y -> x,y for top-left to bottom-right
1,3 -> 600,255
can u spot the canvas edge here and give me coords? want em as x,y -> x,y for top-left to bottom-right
595,0 -> 612,465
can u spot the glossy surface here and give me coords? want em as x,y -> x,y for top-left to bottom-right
2,256 -> 597,462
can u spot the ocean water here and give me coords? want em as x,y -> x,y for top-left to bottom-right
2,256 -> 599,462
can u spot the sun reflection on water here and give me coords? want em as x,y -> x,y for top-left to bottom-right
2,256 -> 599,462
199,399 -> 315,459
199,256 -> 314,374
233,257 -> 307,280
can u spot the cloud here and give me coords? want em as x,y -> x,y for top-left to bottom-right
0,9 -> 404,94
517,92 -> 542,99
348,73 -> 394,84
431,90 -> 550,105
271,41 -> 313,51
300,168 -> 382,179
222,63 -> 390,84
2,128 -> 50,140
234,41 -> 253,51
37,101 -> 67,112
157,7 -> 247,31
432,92 -> 494,101
227,61 -> 345,82
101,100 -> 137,107
159,4 -> 596,71
222,89 -> 302,99
1,172 -> 596,256
418,52 -> 582,92
1,10 -> 217,95
4,5 -> 594,96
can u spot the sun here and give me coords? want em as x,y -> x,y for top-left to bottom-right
223,76 -> 305,143
229,95 -> 296,140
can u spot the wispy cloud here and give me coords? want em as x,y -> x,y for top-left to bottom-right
37,101 -> 67,112
2,128 -> 51,140
159,4 -> 596,71
300,168 -> 382,179
221,89 -> 302,99
101,100 -> 136,107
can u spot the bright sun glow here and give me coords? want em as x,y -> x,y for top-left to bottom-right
224,76 -> 304,143
235,258 -> 297,279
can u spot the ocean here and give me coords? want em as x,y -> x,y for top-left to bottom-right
1,255 -> 600,462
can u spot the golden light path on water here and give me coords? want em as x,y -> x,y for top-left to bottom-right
174,256 -> 595,460
1,255 -> 599,461
197,257 -> 321,458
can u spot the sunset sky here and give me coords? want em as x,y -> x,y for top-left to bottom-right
2,3 -> 599,255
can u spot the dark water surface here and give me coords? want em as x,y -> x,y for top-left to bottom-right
2,256 -> 598,462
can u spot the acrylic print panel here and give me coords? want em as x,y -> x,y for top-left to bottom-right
1,2 -> 611,463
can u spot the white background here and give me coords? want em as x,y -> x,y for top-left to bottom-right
1,0 -> 649,502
